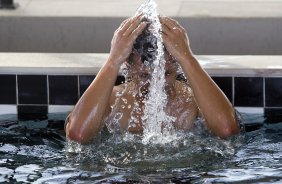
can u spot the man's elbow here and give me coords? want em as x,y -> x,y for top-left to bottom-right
218,118 -> 240,139
67,130 -> 89,144
65,122 -> 93,145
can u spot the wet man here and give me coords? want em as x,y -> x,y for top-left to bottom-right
65,15 -> 240,144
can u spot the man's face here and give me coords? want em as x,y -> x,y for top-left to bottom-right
129,51 -> 178,88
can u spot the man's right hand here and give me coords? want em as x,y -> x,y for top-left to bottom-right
109,14 -> 148,66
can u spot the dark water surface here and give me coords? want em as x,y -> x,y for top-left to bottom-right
0,113 -> 281,183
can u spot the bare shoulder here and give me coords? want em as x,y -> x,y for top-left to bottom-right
174,80 -> 199,115
170,81 -> 199,130
112,83 -> 126,95
110,83 -> 127,105
174,80 -> 194,99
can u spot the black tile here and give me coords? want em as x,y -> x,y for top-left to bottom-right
47,120 -> 66,130
18,75 -> 47,105
79,75 -> 95,97
49,75 -> 78,105
212,77 -> 233,103
115,76 -> 125,85
79,75 -> 125,97
18,105 -> 48,121
234,77 -> 263,107
0,75 -> 16,104
265,78 -> 282,107
244,123 -> 264,132
264,108 -> 282,123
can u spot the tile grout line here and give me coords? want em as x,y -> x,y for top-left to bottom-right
47,75 -> 50,114
264,107 -> 282,109
17,104 -> 50,106
16,74 -> 19,115
77,75 -> 80,99
263,77 -> 266,110
232,76 -> 235,106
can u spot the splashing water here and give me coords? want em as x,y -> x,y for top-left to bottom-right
135,0 -> 178,145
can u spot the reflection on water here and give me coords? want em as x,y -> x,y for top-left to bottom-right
0,113 -> 282,183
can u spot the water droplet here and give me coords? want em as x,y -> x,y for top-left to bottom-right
114,112 -> 123,121
122,98 -> 127,104
116,92 -> 122,97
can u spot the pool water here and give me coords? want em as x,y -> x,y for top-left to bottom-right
0,113 -> 281,183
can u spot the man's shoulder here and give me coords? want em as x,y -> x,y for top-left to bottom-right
108,83 -> 125,104
111,83 -> 131,99
110,82 -> 135,106
113,82 -> 126,91
175,80 -> 193,97
175,80 -> 188,87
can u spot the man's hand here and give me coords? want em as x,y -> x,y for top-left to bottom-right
109,14 -> 148,66
160,17 -> 193,65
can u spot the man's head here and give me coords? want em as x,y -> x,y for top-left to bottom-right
128,27 -> 158,68
126,26 -> 178,88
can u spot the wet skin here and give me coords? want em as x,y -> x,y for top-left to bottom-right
105,51 -> 199,133
65,15 -> 240,144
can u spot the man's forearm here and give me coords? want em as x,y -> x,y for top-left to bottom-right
66,58 -> 121,144
179,55 -> 239,138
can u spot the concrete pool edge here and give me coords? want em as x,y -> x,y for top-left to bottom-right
0,53 -> 282,77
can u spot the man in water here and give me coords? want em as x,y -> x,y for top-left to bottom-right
65,15 -> 240,144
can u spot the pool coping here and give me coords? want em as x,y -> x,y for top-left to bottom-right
1,53 -> 282,77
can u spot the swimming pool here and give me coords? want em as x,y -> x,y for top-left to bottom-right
0,53 -> 282,183
0,113 -> 281,183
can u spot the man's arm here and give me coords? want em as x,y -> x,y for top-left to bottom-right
66,14 -> 148,144
161,17 -> 239,138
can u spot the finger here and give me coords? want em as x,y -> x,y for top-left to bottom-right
120,18 -> 133,33
130,22 -> 148,40
166,17 -> 185,31
166,17 -> 181,26
162,37 -> 171,53
159,16 -> 165,23
160,17 -> 173,36
163,17 -> 184,33
120,19 -> 128,28
162,33 -> 169,46
160,19 -> 173,37
121,14 -> 142,34
119,18 -> 131,31
114,19 -> 128,35
161,17 -> 175,30
162,33 -> 167,41
161,23 -> 170,36
162,23 -> 182,39
158,15 -> 165,23
124,14 -> 144,36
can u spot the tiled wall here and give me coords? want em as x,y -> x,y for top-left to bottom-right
0,74 -> 125,120
0,74 -> 281,122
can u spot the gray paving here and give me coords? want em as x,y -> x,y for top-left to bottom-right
1,0 -> 282,18
1,52 -> 282,76
1,0 -> 282,54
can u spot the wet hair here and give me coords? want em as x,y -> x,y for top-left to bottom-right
129,25 -> 158,67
